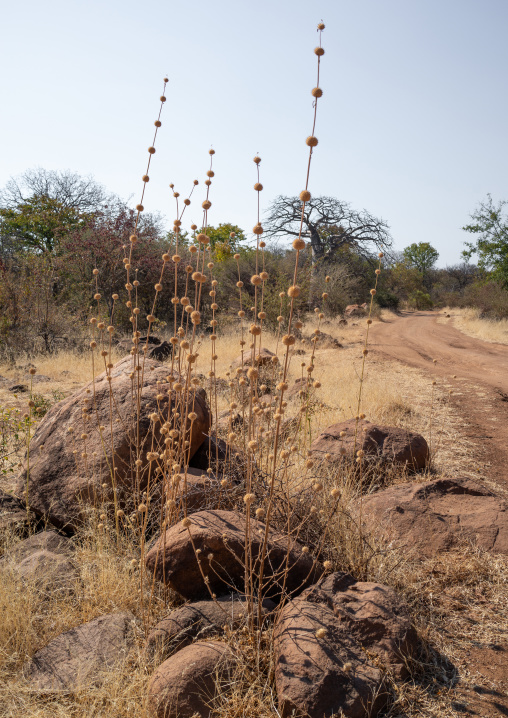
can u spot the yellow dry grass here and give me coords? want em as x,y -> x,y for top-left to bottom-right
440,307 -> 508,345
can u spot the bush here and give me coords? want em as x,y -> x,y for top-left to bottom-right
408,290 -> 433,310
460,280 -> 508,319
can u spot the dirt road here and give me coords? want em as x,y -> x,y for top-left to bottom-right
371,311 -> 508,718
370,311 -> 508,490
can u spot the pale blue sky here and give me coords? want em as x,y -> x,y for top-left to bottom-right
1,0 -> 507,266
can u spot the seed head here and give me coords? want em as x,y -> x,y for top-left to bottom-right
209,149 -> 215,155
243,493 -> 255,504
370,288 -> 376,295
311,87 -> 323,98
154,120 -> 161,127
282,334 -> 296,346
314,47 -> 325,56
288,285 -> 301,298
306,136 -> 319,147
317,22 -> 325,30
253,156 -> 261,164
182,517 -> 192,528
251,274 -> 262,286
253,224 -> 264,235
299,190 -> 311,202
202,200 -> 212,210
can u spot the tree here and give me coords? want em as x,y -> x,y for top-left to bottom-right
0,168 -> 109,253
0,168 -> 108,213
264,196 -> 392,263
402,242 -> 439,283
463,194 -> 508,287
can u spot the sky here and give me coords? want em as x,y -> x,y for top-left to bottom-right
1,0 -> 507,267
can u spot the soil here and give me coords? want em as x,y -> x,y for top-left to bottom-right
370,310 -> 508,717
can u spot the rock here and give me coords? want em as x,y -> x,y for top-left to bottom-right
275,589 -> 383,717
359,477 -> 508,557
8,383 -> 28,393
0,489 -> 36,534
287,378 -> 309,400
26,374 -> 52,383
23,612 -> 137,691
231,347 -> 276,369
4,530 -> 73,562
338,318 -> 348,327
311,418 -> 429,471
145,594 -> 275,661
2,530 -> 77,594
215,410 -> 244,432
16,356 -> 210,530
189,434 -> 249,485
13,549 -> 78,595
274,572 -> 415,717
304,332 -> 343,349
148,341 -> 171,361
303,573 -> 417,678
168,467 -> 240,514
344,304 -> 366,318
145,509 -> 322,601
117,335 -> 161,352
148,640 -> 231,718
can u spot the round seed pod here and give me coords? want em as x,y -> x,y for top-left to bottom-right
253,156 -> 261,164
311,87 -> 323,98
314,47 -> 325,56
254,183 -> 263,191
253,224 -> 264,235
148,146 -> 156,154
306,136 -> 319,147
300,190 -> 311,202
292,238 -> 306,251
288,285 -> 301,298
202,200 -> 212,210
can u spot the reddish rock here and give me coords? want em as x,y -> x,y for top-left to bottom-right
231,347 -> 276,369
13,549 -> 78,595
16,356 -> 211,530
275,572 -> 416,717
303,573 -> 417,678
344,304 -> 366,318
4,530 -> 73,561
145,594 -> 275,661
304,332 -> 343,349
145,509 -> 322,601
168,467 -> 240,514
0,490 -> 36,535
147,640 -> 231,718
359,477 -> 508,557
311,418 -> 429,471
23,613 -> 137,690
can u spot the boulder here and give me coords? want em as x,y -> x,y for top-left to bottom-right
303,573 -> 417,678
0,489 -> 36,535
148,341 -> 171,361
12,550 -> 78,595
358,477 -> 508,557
3,530 -> 73,561
16,356 -> 211,530
2,530 -> 77,595
274,572 -> 416,718
189,434 -> 249,485
215,410 -> 244,432
344,304 -> 366,318
145,594 -> 274,661
145,509 -> 322,601
148,640 -> 231,718
26,374 -> 52,383
167,467 -> 240,515
311,418 -> 429,471
304,332 -> 343,349
231,347 -> 276,370
8,383 -> 28,393
23,612 -> 137,691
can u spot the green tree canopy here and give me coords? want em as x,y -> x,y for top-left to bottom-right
402,242 -> 439,277
463,195 -> 508,287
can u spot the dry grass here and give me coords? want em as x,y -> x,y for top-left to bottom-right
440,307 -> 508,345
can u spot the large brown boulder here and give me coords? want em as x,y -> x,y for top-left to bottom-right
23,613 -> 137,690
358,477 -> 508,557
230,347 -> 276,369
145,509 -> 322,601
148,640 -> 231,718
274,572 -> 416,718
0,489 -> 36,535
311,418 -> 429,471
145,594 -> 275,662
16,356 -> 210,530
168,467 -> 240,515
344,304 -> 366,318
2,531 -> 77,595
